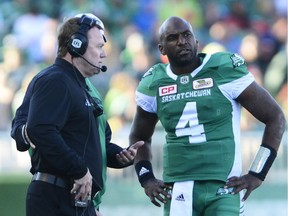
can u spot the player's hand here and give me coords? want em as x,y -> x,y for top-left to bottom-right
224,174 -> 262,201
116,141 -> 144,165
71,169 -> 92,201
142,178 -> 172,207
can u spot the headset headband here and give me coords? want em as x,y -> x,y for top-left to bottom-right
75,13 -> 106,42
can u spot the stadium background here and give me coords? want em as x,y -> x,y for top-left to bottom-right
0,0 -> 287,215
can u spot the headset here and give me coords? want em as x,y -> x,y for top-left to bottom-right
68,14 -> 107,72
68,15 -> 97,57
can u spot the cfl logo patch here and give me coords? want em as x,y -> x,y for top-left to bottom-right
159,84 -> 177,96
230,53 -> 245,68
72,39 -> 82,48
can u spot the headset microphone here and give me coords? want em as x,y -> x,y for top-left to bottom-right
99,65 -> 107,72
77,53 -> 107,72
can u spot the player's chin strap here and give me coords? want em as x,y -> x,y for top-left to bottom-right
248,144 -> 277,181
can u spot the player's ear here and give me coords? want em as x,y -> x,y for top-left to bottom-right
196,39 -> 199,50
158,44 -> 166,55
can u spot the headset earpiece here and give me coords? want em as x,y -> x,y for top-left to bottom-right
68,32 -> 88,57
68,15 -> 94,57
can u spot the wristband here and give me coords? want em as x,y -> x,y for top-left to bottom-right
135,160 -> 155,187
249,144 -> 277,181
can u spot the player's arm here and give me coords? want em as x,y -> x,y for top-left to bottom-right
225,81 -> 286,201
238,82 -> 285,151
129,106 -> 157,163
129,106 -> 171,207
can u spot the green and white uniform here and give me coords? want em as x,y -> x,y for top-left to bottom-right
137,52 -> 254,182
136,52 -> 254,215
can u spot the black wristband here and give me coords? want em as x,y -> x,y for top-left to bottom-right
135,160 -> 155,187
249,144 -> 277,181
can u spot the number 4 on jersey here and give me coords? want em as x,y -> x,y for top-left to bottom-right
175,102 -> 207,143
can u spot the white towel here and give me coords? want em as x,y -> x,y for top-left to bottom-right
170,181 -> 194,216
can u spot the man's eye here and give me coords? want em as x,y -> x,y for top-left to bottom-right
184,32 -> 192,37
167,35 -> 177,41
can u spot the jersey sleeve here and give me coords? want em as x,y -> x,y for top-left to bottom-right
136,67 -> 158,113
215,52 -> 255,100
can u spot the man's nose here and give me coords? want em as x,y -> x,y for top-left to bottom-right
101,50 -> 107,58
178,35 -> 187,45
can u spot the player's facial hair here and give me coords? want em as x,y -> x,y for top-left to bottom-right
174,45 -> 198,66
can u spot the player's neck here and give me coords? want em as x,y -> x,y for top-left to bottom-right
171,56 -> 201,75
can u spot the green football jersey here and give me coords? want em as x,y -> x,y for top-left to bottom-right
136,52 -> 254,183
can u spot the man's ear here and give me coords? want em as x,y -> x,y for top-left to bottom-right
196,40 -> 199,49
158,44 -> 166,55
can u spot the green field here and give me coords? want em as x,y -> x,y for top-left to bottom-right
0,174 -> 287,216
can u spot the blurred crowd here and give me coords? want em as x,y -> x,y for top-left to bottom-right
0,0 -> 287,133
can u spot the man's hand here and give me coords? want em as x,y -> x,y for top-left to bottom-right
70,169 -> 93,201
95,209 -> 103,216
116,141 -> 144,165
224,174 -> 262,201
142,178 -> 172,207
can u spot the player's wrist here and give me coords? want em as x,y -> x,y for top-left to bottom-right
248,144 -> 277,181
135,160 -> 155,187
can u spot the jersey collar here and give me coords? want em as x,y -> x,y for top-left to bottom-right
166,54 -> 212,80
